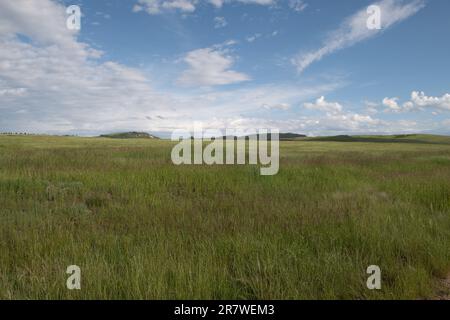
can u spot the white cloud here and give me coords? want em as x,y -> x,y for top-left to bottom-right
297,96 -> 429,135
289,0 -> 308,12
383,91 -> 450,113
0,0 -> 93,56
209,0 -> 224,7
210,0 -> 276,8
262,103 -> 290,110
177,46 -> 250,87
0,88 -> 27,97
304,96 -> 343,114
137,82 -> 346,133
246,33 -> 262,42
134,0 -> 276,14
133,0 -> 197,14
410,91 -> 450,111
292,0 -> 425,72
217,106 -> 399,136
382,97 -> 400,111
0,0 -> 178,133
214,16 -> 227,28
322,112 -> 381,131
364,101 -> 379,114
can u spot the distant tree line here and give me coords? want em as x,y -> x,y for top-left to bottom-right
0,132 -> 78,136
0,132 -> 35,135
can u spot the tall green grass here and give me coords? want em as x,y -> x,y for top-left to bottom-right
0,135 -> 449,299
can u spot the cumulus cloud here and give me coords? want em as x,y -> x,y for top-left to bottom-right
322,112 -> 381,131
410,91 -> 450,111
304,96 -> 343,114
292,0 -> 425,72
382,97 -> 400,111
383,91 -> 450,113
177,46 -> 250,87
0,0 -> 180,133
298,96 -> 425,135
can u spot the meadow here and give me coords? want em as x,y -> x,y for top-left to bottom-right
0,134 -> 449,299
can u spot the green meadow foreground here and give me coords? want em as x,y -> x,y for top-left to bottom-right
0,135 -> 449,299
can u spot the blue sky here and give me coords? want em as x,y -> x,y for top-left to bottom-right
0,0 -> 449,136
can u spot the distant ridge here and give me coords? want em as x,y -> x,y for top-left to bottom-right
100,132 -> 159,139
300,134 -> 450,145
279,133 -> 307,140
247,133 -> 307,141
214,133 -> 307,141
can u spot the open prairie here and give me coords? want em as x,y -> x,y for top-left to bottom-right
0,135 -> 449,299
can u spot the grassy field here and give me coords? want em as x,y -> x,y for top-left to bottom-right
0,134 -> 449,299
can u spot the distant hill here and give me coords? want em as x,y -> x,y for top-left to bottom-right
300,134 -> 450,145
279,133 -> 307,140
247,133 -> 307,141
100,132 -> 159,139
215,133 -> 307,141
